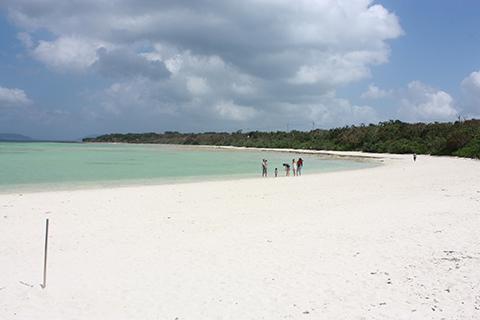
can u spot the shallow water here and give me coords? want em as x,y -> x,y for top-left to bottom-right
0,142 -> 379,193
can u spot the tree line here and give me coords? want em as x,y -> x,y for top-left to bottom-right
83,119 -> 480,158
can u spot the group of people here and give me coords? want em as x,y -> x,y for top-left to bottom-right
282,158 -> 303,177
262,158 -> 304,177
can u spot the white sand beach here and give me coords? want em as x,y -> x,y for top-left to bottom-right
1,152 -> 479,320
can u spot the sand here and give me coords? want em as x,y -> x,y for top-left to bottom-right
1,152 -> 479,320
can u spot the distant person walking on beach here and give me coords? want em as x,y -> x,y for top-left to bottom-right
413,153 -> 417,161
283,163 -> 290,176
292,159 -> 297,177
297,158 -> 303,176
262,159 -> 268,177
275,168 -> 278,177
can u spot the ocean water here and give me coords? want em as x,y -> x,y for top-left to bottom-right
0,142 -> 379,193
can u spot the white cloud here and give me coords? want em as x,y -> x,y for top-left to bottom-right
288,53 -> 372,86
83,79 -> 178,119
8,0 -> 402,84
4,0 -> 404,132
0,85 -> 33,107
53,109 -> 70,115
31,36 -> 104,75
360,83 -> 394,100
461,70 -> 480,117
213,100 -> 257,122
186,76 -> 210,96
163,50 -> 261,103
306,97 -> 378,127
27,35 -> 172,80
231,82 -> 256,95
16,32 -> 33,48
398,80 -> 458,122
100,101 -> 122,117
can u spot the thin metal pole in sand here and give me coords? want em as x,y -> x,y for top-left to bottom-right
41,218 -> 49,289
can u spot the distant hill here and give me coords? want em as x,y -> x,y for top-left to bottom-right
76,134 -> 104,142
0,133 -> 33,141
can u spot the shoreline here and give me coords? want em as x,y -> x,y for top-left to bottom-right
0,153 -> 479,319
0,146 -> 387,196
212,145 -> 392,162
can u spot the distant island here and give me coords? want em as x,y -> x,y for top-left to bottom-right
83,119 -> 480,158
0,133 -> 33,141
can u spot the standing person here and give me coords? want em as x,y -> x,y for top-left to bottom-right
292,159 -> 297,177
262,159 -> 267,177
297,158 -> 303,176
275,168 -> 278,177
283,163 -> 290,176
413,153 -> 417,161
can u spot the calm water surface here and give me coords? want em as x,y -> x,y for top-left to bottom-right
0,142 -> 379,193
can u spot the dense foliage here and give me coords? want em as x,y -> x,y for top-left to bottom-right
83,119 -> 480,158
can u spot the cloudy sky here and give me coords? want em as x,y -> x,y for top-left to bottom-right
0,0 -> 479,140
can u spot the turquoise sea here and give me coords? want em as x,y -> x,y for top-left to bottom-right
0,142 -> 379,193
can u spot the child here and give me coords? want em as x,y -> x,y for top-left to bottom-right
275,168 -> 278,177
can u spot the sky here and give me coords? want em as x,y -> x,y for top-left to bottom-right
0,0 -> 479,141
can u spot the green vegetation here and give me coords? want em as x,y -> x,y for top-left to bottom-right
83,119 -> 480,158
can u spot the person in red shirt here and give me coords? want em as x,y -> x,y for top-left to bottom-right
297,158 -> 303,176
